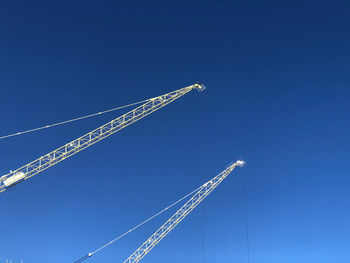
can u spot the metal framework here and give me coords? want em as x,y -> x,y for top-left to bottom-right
124,160 -> 246,263
0,84 -> 205,193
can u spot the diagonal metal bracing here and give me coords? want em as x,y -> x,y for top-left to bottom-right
124,160 -> 245,263
0,84 -> 205,193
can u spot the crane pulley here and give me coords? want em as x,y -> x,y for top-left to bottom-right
0,84 -> 205,193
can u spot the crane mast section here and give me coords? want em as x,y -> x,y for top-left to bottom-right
0,84 -> 203,192
124,160 -> 245,263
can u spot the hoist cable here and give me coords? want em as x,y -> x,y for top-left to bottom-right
0,99 -> 150,140
241,170 -> 251,263
201,207 -> 205,263
74,182 -> 207,263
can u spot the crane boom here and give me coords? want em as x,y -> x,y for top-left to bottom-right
123,160 -> 246,263
0,84 -> 205,193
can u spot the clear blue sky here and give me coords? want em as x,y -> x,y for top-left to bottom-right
0,1 -> 349,263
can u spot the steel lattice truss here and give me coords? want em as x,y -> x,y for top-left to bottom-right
124,160 -> 246,263
0,84 -> 204,193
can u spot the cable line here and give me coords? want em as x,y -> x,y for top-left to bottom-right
0,99 -> 150,140
74,182 -> 208,263
74,160 -> 245,263
241,170 -> 251,263
1,84 -> 204,194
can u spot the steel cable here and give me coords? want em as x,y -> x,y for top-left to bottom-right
74,182 -> 208,262
0,99 -> 150,140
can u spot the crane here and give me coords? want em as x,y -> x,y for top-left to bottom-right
74,160 -> 245,263
122,160 -> 246,263
0,83 -> 205,193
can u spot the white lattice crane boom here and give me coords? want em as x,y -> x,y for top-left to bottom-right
0,84 -> 205,193
123,160 -> 246,263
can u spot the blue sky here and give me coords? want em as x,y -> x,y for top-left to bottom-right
0,1 -> 349,262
